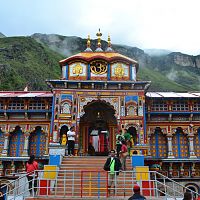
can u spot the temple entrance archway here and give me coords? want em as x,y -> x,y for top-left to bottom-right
79,100 -> 117,155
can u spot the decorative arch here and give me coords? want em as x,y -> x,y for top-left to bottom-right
79,97 -> 119,118
9,126 -> 25,157
172,127 -> 189,158
185,183 -> 199,197
150,127 -> 167,158
29,126 -> 46,157
79,99 -> 117,154
194,127 -> 200,157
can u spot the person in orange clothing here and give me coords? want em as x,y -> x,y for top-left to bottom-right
26,155 -> 38,195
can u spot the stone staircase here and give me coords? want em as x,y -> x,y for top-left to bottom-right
53,156 -> 134,197
25,156 -> 157,199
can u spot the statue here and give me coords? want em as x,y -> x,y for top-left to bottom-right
61,134 -> 67,145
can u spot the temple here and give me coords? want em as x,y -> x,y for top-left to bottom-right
0,31 -> 200,189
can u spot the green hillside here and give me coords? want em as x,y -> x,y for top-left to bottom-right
0,34 -> 199,91
0,37 -> 63,90
138,67 -> 188,91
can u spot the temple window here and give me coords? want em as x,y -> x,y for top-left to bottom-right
49,103 -> 52,110
60,102 -> 71,114
8,100 -> 24,110
0,102 -> 3,110
28,100 -> 46,110
151,101 -> 168,111
193,102 -> 200,111
172,101 -> 189,111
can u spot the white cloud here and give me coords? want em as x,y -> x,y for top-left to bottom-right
0,0 -> 200,55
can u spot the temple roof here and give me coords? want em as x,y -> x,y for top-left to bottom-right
59,52 -> 138,67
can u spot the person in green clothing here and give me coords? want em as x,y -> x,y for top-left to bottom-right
116,130 -> 125,157
124,129 -> 131,156
103,150 -> 122,195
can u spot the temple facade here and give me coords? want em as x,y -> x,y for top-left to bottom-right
0,31 -> 200,191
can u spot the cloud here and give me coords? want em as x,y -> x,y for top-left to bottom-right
0,0 -> 200,55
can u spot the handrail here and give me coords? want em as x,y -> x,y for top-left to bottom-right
2,170 -> 200,199
155,171 -> 200,197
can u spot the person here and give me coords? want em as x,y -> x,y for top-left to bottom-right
116,130 -> 125,157
124,129 -> 131,156
183,192 -> 193,200
128,184 -> 146,200
88,142 -> 95,156
67,126 -> 76,156
103,150 -> 122,195
26,155 -> 38,195
120,140 -> 128,171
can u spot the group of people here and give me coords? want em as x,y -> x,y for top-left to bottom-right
116,129 -> 132,171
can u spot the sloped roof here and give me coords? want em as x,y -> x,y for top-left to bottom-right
0,91 -> 52,98
146,92 -> 200,98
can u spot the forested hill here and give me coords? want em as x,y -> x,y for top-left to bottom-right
0,36 -> 63,90
0,33 -> 200,91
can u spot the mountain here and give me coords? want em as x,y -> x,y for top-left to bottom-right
0,32 -> 6,38
31,33 -> 200,91
0,36 -> 63,90
144,49 -> 171,56
0,33 -> 199,91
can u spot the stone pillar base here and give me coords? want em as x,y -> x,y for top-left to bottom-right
189,153 -> 197,158
1,150 -> 8,157
167,153 -> 175,158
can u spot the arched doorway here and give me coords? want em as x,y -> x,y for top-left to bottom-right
59,125 -> 69,144
79,100 -> 117,155
127,126 -> 137,145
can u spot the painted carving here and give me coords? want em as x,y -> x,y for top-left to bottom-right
61,102 -> 71,114
127,105 -> 137,116
73,63 -> 83,75
114,63 -> 124,77
79,97 -> 119,117
90,61 -> 107,75
69,63 -> 87,79
111,63 -> 129,80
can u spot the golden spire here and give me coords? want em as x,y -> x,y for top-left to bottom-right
87,35 -> 91,48
108,34 -> 111,47
96,28 -> 102,48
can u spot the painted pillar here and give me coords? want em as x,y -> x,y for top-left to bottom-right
44,133 -> 49,155
62,65 -> 66,79
0,161 -> 3,176
1,133 -> 10,156
167,133 -> 175,158
188,133 -> 197,158
147,131 -> 151,156
22,132 -> 30,156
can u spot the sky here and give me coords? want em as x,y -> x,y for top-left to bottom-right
0,0 -> 200,55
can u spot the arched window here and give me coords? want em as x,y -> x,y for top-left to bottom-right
9,126 -> 25,157
60,102 -> 71,114
150,128 -> 167,158
29,126 -> 46,157
172,128 -> 189,158
127,106 -> 135,116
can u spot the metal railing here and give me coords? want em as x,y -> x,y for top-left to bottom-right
1,170 -> 200,199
